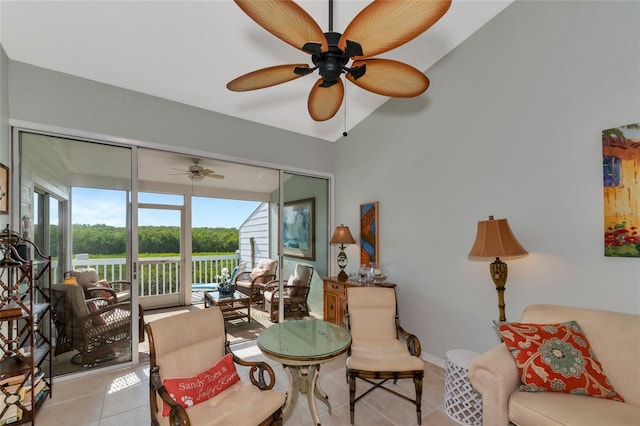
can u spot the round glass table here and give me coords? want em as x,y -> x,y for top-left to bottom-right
257,318 -> 351,425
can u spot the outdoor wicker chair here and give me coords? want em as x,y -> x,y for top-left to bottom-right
263,264 -> 313,322
52,283 -> 135,365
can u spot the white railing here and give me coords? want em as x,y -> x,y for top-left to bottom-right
52,254 -> 240,297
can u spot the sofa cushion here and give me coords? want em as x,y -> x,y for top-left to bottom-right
509,390 -> 640,426
162,353 -> 240,416
498,321 -> 623,401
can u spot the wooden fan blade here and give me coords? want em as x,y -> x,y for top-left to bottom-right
339,0 -> 451,58
308,78 -> 344,121
227,64 -> 310,91
346,59 -> 429,97
204,172 -> 225,179
234,0 -> 328,53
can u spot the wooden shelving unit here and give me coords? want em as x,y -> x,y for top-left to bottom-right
0,232 -> 52,425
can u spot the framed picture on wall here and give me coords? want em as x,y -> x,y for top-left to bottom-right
0,163 -> 8,215
603,123 -> 640,257
283,197 -> 315,260
360,201 -> 379,267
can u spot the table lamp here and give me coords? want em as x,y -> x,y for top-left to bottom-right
330,225 -> 356,282
468,216 -> 528,322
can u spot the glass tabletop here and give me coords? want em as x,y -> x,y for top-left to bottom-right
205,291 -> 247,302
257,318 -> 351,363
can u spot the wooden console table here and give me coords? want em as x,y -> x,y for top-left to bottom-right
322,277 -> 396,326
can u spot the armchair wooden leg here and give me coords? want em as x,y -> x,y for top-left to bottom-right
414,374 -> 423,425
348,373 -> 356,425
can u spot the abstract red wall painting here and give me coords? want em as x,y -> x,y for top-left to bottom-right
602,123 -> 640,257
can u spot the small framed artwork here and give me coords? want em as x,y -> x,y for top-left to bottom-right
360,201 -> 379,267
283,197 -> 315,260
0,163 -> 8,215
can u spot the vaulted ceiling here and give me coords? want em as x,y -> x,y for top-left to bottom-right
1,1 -> 512,142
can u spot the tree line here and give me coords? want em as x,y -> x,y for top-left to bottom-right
48,224 -> 238,255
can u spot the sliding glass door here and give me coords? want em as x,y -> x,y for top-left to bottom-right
19,132 -> 134,376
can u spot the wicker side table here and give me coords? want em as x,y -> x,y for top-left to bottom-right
444,349 -> 483,426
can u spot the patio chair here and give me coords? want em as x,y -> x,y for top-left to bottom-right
234,259 -> 278,304
70,267 -> 131,303
263,264 -> 314,322
146,307 -> 285,426
345,286 -> 425,425
51,283 -> 136,365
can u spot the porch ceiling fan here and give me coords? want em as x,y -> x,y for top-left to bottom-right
227,0 -> 452,121
170,160 -> 224,181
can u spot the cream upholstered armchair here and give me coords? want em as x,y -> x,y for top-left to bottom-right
234,259 -> 278,304
346,286 -> 425,425
70,268 -> 131,303
146,307 -> 285,426
263,264 -> 314,322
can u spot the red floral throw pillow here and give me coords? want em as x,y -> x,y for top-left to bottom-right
161,353 -> 240,416
498,321 -> 624,401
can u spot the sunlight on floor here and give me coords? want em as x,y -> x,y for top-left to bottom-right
107,369 -> 147,394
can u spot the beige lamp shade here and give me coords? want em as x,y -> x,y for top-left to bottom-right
468,216 -> 528,260
330,225 -> 356,282
330,225 -> 356,245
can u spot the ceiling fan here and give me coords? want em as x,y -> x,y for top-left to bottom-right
170,160 -> 225,181
227,0 -> 452,122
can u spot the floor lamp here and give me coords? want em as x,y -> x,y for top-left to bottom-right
468,216 -> 528,322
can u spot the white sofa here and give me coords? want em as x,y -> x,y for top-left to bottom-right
469,304 -> 640,426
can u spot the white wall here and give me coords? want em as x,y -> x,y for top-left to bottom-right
8,61 -> 335,176
335,0 -> 640,360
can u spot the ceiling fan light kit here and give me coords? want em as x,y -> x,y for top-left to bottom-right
228,0 -> 452,121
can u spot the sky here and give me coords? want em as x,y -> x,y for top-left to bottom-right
71,188 -> 260,228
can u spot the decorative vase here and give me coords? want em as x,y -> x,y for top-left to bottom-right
218,281 -> 236,297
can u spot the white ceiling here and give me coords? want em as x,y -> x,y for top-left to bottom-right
1,0 -> 512,142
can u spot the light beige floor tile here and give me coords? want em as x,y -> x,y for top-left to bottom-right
50,371 -> 107,401
422,406 -> 463,426
99,404 -> 150,426
35,338 -> 458,426
101,378 -> 149,418
37,392 -> 103,425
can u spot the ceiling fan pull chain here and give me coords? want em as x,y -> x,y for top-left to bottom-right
343,82 -> 348,137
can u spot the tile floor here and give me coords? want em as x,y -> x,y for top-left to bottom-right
36,341 -> 462,426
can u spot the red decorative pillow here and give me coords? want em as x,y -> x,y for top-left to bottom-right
161,353 -> 240,416
498,321 -> 624,401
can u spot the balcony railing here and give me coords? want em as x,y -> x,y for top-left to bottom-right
52,254 -> 240,297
